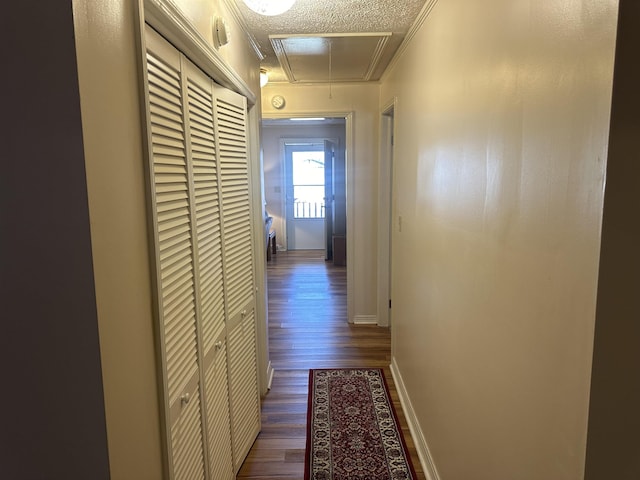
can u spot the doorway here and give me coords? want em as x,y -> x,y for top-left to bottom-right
261,115 -> 353,321
284,143 -> 326,250
378,102 -> 395,327
261,118 -> 346,257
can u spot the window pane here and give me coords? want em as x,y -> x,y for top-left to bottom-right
291,149 -> 325,218
292,151 -> 324,185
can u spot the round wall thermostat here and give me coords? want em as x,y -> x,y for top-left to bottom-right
271,95 -> 286,109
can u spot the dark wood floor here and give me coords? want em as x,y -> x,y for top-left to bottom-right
237,250 -> 425,479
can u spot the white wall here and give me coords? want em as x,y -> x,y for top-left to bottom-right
262,84 -> 380,323
380,0 -> 618,478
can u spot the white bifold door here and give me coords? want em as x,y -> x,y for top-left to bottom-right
144,25 -> 260,480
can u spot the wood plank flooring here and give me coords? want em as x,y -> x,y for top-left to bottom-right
237,250 -> 425,480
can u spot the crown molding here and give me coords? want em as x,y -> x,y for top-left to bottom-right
382,0 -> 438,81
364,35 -> 391,81
222,0 -> 266,61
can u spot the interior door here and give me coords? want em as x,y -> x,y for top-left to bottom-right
145,27 -> 207,479
285,143 -> 325,250
214,85 -> 261,473
324,140 -> 335,260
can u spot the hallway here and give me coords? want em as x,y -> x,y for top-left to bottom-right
237,250 -> 425,479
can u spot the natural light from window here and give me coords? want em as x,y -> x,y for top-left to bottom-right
292,151 -> 325,219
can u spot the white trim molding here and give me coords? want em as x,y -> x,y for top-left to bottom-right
266,361 -> 275,390
270,33 -> 391,84
382,0 -> 438,81
390,357 -> 441,480
353,315 -> 378,325
221,0 -> 266,61
144,0 -> 257,105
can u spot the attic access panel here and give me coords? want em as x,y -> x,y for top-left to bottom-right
270,33 -> 392,83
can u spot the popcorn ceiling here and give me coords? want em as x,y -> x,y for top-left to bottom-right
234,0 -> 429,82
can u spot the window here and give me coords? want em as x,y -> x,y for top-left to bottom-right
291,150 -> 325,219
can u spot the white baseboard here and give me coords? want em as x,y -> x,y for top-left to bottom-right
266,361 -> 275,391
390,357 -> 441,480
353,314 -> 378,325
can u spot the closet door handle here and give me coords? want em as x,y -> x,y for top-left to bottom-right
180,393 -> 190,406
215,341 -> 223,350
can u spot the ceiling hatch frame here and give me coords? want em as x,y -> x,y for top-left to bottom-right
270,32 -> 392,84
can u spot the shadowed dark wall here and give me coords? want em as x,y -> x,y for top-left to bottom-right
0,1 -> 110,478
586,1 -> 640,478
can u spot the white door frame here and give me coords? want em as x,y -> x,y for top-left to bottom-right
264,112 -> 355,324
377,99 -> 396,327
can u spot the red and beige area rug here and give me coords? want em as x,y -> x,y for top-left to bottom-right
305,368 -> 417,480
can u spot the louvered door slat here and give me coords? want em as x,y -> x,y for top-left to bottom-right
224,217 -> 251,234
150,104 -> 183,125
149,92 -> 182,114
218,134 -> 246,144
217,102 -> 245,119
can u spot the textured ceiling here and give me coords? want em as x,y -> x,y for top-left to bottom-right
230,0 -> 429,83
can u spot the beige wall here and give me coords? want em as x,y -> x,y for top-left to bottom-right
73,0 -> 164,477
380,0 -> 618,478
174,0 -> 261,89
261,83 -> 380,322
73,0 -> 262,476
262,123 -> 346,251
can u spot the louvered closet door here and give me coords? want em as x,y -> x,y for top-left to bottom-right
227,308 -> 260,471
145,24 -> 260,480
145,26 -> 205,480
203,331 -> 234,480
214,86 -> 261,472
183,60 -> 234,480
216,88 -> 254,318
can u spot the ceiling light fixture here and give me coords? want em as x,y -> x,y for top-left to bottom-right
243,0 -> 296,16
260,68 -> 269,88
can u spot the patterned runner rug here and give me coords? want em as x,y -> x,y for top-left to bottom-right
305,368 -> 417,480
